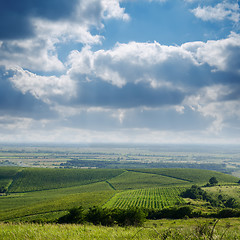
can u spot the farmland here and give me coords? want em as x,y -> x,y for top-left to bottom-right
8,168 -> 124,192
104,187 -> 186,209
1,144 -> 240,174
0,144 -> 240,240
0,165 -> 239,223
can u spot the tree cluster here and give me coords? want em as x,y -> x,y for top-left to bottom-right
180,184 -> 239,208
58,206 -> 146,226
147,206 -> 194,220
204,177 -> 219,187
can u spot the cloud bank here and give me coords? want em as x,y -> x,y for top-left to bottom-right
0,0 -> 239,143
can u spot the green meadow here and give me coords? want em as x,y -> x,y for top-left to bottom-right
1,218 -> 240,240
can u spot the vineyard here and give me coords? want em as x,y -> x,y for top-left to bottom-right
108,171 -> 188,190
131,168 -> 238,184
0,166 -> 240,222
104,187 -> 186,209
7,168 -> 124,192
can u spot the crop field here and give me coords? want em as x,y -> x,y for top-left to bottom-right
108,171 -> 188,190
0,190 -> 115,222
0,166 -> 240,222
1,144 -> 240,174
0,145 -> 240,240
131,168 -> 239,184
0,167 -> 20,189
0,181 -> 115,222
8,168 -> 125,192
104,187 -> 186,209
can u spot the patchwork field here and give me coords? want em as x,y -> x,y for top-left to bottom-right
0,166 -> 239,223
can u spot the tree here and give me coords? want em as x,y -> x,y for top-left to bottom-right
209,177 -> 218,185
180,185 -> 206,199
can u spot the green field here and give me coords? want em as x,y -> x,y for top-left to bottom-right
0,181 -> 115,222
104,187 -> 186,209
131,168 -> 238,184
8,168 -> 125,192
204,185 -> 240,202
0,166 -> 240,222
108,171 -> 188,190
1,218 -> 240,240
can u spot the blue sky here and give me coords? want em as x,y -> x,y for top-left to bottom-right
0,0 -> 240,144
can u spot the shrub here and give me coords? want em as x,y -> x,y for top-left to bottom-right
180,185 -> 206,200
217,208 -> 240,218
180,185 -> 223,207
223,198 -> 238,208
112,207 -> 146,226
86,206 -> 113,226
147,206 -> 193,220
58,206 -> 146,226
58,206 -> 85,224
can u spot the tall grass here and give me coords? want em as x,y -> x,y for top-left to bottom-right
1,218 -> 240,240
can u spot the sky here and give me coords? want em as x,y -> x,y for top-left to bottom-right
0,0 -> 240,144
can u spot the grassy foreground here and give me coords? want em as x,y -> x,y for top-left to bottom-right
1,218 -> 240,240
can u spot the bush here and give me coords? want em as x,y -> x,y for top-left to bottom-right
58,206 -> 85,224
180,185 -> 223,207
112,207 -> 146,226
59,206 -> 146,226
217,208 -> 240,218
86,206 -> 113,226
180,185 -> 206,200
147,206 -> 193,220
223,197 -> 238,208
86,206 -> 146,226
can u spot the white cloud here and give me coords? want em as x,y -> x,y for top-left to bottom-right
184,84 -> 240,134
102,0 -> 130,21
67,41 -> 197,88
9,68 -> 76,103
195,32 -> 240,73
34,18 -> 102,45
0,38 -> 65,72
191,2 -> 240,22
68,33 -> 240,91
0,0 -> 129,73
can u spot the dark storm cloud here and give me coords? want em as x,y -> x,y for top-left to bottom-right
70,80 -> 185,108
0,67 -> 57,119
0,0 -> 78,39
